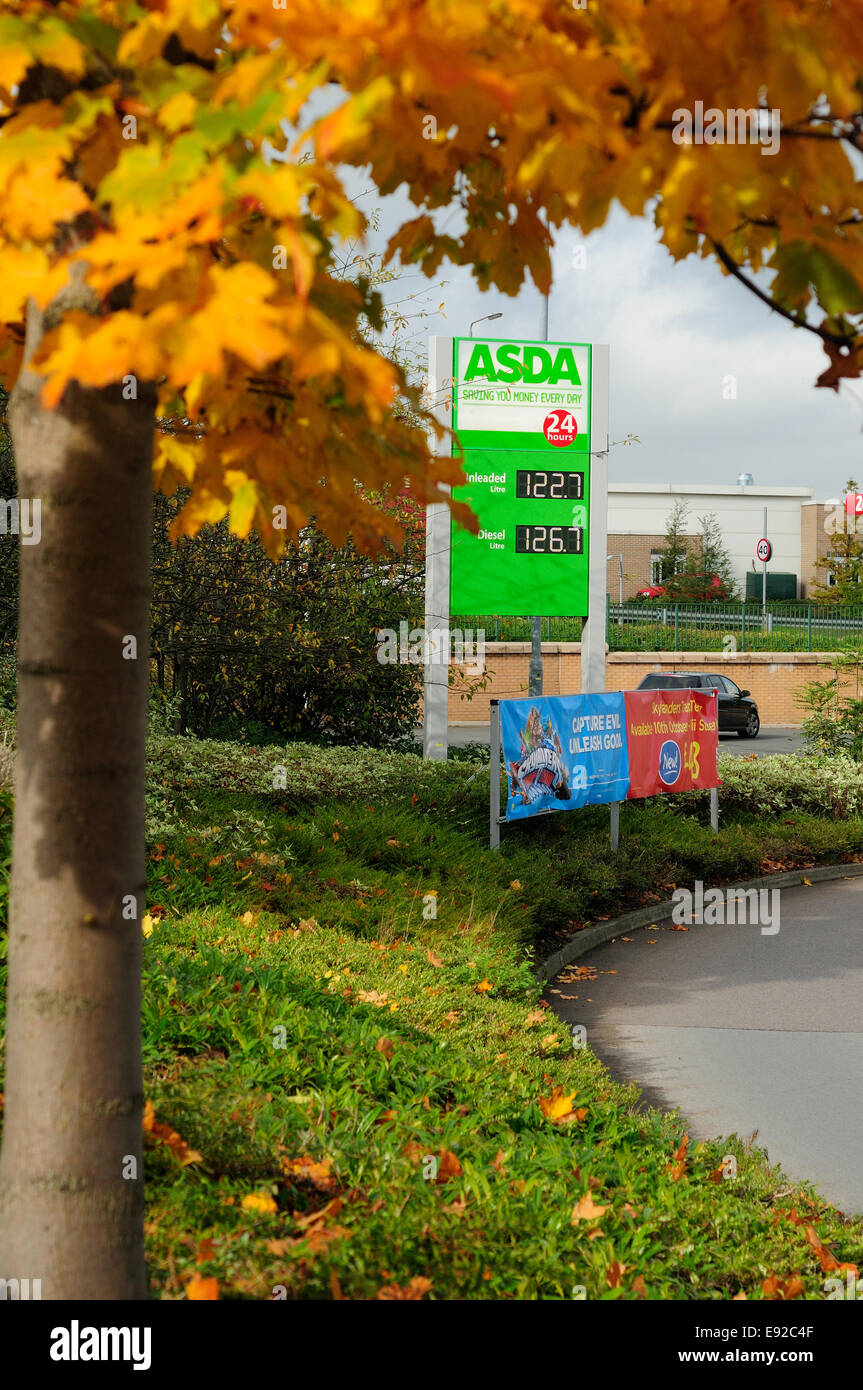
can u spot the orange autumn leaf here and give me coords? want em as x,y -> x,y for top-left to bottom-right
606,1259 -> 627,1289
666,1133 -> 689,1182
571,1192 -> 609,1224
375,1036 -> 395,1062
186,1275 -> 219,1300
281,1155 -> 336,1193
475,977 -> 493,994
762,1273 -> 805,1300
435,1149 -> 463,1183
632,1274 -> 647,1299
426,949 -> 444,967
376,1276 -> 433,1301
142,1099 -> 203,1166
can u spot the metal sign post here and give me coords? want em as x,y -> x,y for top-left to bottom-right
582,343 -> 609,694
762,506 -> 768,615
423,336 -> 453,761
489,700 -> 502,849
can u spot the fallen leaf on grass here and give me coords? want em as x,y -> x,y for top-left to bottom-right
376,1276 -> 433,1300
357,989 -> 389,1006
292,1197 -> 344,1229
282,1155 -> 336,1193
804,1225 -> 858,1276
571,1192 -> 608,1224
632,1274 -> 647,1298
435,1149 -> 463,1182
762,1273 -> 804,1300
241,1192 -> 278,1215
426,949 -> 444,967
375,1037 -> 395,1062
141,913 -> 154,939
186,1275 -> 219,1300
539,1086 -> 585,1125
606,1259 -> 627,1289
540,1032 -> 562,1051
666,1133 -> 689,1182
475,977 -> 493,993
525,1010 -> 546,1026
142,1100 -> 203,1166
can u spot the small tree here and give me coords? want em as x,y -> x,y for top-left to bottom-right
810,479 -> 863,604
677,512 -> 737,602
796,647 -> 863,757
654,499 -> 692,594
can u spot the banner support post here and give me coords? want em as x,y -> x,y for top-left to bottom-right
710,785 -> 719,833
610,800 -> 620,851
490,700 -> 501,850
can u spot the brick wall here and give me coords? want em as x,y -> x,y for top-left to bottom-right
447,645 -> 852,726
800,502 -> 829,597
606,532 -> 701,599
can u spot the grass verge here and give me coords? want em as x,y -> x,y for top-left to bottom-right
2,737 -> 863,1299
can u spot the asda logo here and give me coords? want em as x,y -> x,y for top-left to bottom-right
463,341 -> 582,386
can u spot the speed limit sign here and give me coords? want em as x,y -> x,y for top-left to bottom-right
756,537 -> 772,562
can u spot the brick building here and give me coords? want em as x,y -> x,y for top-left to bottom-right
606,483 -> 835,600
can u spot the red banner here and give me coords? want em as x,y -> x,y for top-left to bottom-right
623,689 -> 720,799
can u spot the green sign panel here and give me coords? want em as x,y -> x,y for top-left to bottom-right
450,337 -> 593,617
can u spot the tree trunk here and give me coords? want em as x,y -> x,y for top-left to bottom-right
0,286 -> 155,1299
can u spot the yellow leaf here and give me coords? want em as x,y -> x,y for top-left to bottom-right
241,1192 -> 278,1215
539,1085 -> 577,1122
228,481 -> 259,539
158,92 -> 198,133
0,44 -> 31,93
141,913 -> 154,939
475,977 -> 493,993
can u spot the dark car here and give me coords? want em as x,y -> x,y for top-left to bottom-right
636,671 -> 760,738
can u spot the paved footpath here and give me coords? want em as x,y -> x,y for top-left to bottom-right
434,724 -> 806,757
546,877 -> 863,1214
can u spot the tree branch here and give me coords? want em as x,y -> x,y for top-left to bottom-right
709,238 -> 857,348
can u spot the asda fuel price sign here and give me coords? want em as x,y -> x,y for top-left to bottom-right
450,337 -> 592,616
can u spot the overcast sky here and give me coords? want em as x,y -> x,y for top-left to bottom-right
361,190 -> 863,502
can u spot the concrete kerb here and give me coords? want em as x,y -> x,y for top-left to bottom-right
534,860 -> 863,983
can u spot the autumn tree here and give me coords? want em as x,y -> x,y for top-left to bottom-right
2,0 -> 863,1299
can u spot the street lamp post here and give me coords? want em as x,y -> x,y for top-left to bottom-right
607,553 -> 623,627
468,312 -> 503,337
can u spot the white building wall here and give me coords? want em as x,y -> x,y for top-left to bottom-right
607,483 -> 813,593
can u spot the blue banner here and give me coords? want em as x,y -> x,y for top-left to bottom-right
500,693 -> 630,822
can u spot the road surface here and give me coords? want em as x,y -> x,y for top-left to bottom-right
427,724 -> 807,756
546,877 -> 863,1214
